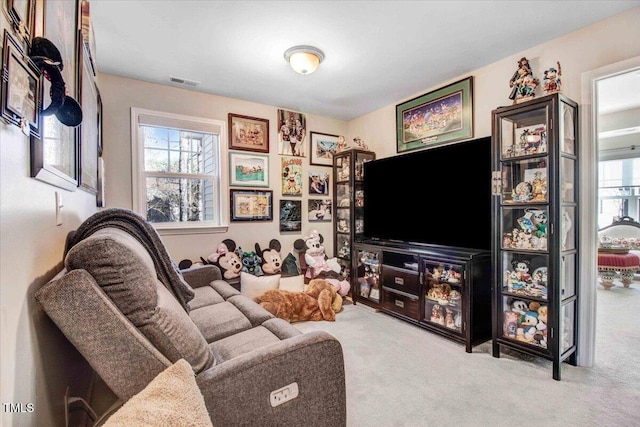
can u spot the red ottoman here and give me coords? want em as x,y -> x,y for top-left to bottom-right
597,250 -> 640,290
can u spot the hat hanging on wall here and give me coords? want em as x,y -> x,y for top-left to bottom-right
29,37 -> 83,127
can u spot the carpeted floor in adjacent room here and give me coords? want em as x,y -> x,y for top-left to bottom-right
295,279 -> 640,427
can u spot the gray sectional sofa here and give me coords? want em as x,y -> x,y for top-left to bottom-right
35,209 -> 346,426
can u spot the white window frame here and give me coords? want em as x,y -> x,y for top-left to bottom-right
131,108 -> 229,235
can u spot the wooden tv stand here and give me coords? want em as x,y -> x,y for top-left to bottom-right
352,240 -> 492,352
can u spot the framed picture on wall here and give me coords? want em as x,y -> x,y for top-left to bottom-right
1,30 -> 41,138
396,76 -> 473,153
230,189 -> 273,222
30,0 -> 80,190
281,156 -> 303,196
6,0 -> 35,47
280,199 -> 302,232
228,113 -> 269,153
229,151 -> 269,187
308,199 -> 332,222
309,131 -> 339,166
308,169 -> 330,195
79,45 -> 100,194
277,109 -> 306,157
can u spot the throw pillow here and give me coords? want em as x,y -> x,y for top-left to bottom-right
278,275 -> 305,292
240,272 -> 280,299
103,359 -> 212,427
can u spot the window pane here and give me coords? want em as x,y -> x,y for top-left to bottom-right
146,177 -> 215,223
143,126 -> 211,174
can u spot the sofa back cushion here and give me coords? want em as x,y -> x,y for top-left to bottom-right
65,227 -> 214,372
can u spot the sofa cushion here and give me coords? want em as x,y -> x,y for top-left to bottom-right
189,285 -> 225,311
208,326 -> 281,363
190,301 -> 252,343
240,272 -> 280,299
65,228 -> 214,373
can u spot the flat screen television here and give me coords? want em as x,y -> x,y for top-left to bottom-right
362,136 -> 492,251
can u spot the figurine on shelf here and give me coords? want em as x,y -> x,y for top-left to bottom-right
508,57 -> 539,104
353,137 -> 368,150
530,170 -> 547,202
543,62 -> 562,95
336,135 -> 349,153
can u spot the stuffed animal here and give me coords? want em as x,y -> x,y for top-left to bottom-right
254,279 -> 341,323
207,239 -> 243,280
206,239 -> 236,264
256,239 -> 282,275
295,230 -> 341,279
241,251 -> 263,276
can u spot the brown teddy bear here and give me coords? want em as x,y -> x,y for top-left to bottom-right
254,279 -> 342,323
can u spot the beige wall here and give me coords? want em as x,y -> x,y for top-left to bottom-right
100,74 -> 349,262
0,14 -> 98,427
2,6 -> 639,427
352,7 -> 640,158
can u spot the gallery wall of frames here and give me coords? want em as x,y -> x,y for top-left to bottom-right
2,0 -> 103,205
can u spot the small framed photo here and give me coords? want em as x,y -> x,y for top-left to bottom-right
308,199 -> 332,222
1,29 -> 41,138
310,132 -> 339,166
309,170 -> 330,195
230,189 -> 273,222
280,199 -> 302,232
228,113 -> 269,153
229,152 -> 269,187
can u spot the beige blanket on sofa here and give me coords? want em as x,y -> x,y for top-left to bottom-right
103,359 -> 212,427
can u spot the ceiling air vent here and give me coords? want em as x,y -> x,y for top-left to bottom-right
169,76 -> 200,87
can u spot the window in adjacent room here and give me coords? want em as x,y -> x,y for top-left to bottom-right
131,108 -> 228,234
597,157 -> 640,228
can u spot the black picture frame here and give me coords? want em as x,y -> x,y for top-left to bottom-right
1,29 -> 41,138
30,0 -> 81,190
78,44 -> 99,194
230,189 -> 273,222
6,0 -> 35,48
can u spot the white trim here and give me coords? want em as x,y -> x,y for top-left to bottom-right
579,56 -> 640,367
130,107 -> 229,229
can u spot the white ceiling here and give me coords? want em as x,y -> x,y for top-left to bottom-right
90,0 -> 640,121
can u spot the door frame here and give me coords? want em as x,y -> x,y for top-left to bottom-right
578,56 -> 640,366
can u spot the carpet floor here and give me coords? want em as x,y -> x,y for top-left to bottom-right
295,279 -> 640,427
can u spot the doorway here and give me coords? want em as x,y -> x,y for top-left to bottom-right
579,56 -> 640,366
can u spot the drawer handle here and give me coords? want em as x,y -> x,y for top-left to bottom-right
394,277 -> 404,285
395,300 -> 405,308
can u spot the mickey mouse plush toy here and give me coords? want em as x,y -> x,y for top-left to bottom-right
256,239 -> 283,275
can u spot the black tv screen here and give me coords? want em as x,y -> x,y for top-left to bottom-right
363,137 -> 492,251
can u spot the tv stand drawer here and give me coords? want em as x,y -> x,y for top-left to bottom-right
382,265 -> 420,295
382,287 -> 420,321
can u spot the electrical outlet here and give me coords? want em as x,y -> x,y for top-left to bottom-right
269,382 -> 299,407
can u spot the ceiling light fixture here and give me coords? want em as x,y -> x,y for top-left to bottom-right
284,45 -> 324,75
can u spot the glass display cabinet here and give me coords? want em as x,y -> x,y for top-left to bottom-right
354,245 -> 382,307
491,93 -> 579,380
333,149 -> 375,298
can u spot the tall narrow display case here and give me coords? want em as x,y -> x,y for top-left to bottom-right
333,149 -> 376,300
491,93 -> 579,380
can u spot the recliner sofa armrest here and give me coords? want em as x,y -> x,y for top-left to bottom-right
196,330 -> 346,427
181,264 -> 223,288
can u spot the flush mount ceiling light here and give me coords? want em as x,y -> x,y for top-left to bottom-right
284,45 -> 324,75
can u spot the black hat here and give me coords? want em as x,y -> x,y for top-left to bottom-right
29,37 -> 82,127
